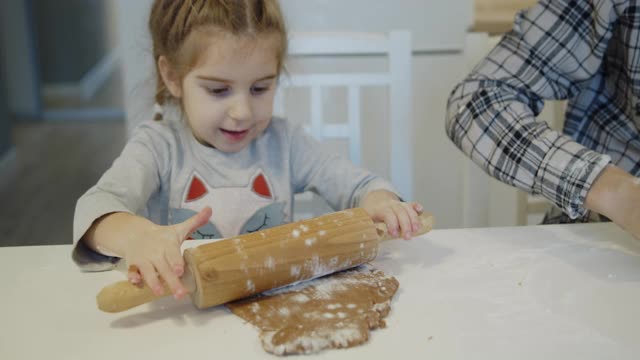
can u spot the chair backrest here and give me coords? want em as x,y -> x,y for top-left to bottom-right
275,31 -> 413,219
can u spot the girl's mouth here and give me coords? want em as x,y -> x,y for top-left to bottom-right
220,128 -> 250,142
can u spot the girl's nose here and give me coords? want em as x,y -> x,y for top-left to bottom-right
228,95 -> 252,122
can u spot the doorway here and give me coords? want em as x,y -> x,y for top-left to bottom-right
0,0 -> 126,246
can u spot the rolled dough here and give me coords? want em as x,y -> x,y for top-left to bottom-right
226,265 -> 399,355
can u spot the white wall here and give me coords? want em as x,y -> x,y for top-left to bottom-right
280,0 -> 472,52
115,0 -> 474,229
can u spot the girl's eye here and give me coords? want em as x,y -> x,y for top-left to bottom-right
251,85 -> 270,95
207,87 -> 230,96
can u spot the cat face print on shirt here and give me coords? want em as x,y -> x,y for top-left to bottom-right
170,169 -> 285,239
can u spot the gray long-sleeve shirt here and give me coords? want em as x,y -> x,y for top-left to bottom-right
73,116 -> 397,270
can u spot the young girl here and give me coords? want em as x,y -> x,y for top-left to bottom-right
73,0 -> 423,301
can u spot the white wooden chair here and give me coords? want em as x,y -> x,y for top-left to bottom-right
274,31 -> 413,220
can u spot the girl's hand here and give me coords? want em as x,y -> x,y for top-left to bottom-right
360,190 -> 424,240
124,207 -> 212,299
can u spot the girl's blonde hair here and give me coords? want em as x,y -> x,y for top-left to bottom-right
149,0 -> 287,119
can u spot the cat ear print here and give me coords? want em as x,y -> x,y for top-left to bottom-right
186,175 -> 207,202
251,172 -> 272,199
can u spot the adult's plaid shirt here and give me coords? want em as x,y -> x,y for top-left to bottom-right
446,0 -> 640,220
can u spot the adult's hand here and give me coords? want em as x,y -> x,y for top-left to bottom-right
585,165 -> 640,239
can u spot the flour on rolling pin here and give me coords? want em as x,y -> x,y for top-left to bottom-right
226,265 -> 399,356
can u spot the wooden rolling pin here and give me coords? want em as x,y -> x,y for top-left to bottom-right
97,208 -> 434,313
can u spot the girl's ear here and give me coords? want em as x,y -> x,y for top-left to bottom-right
158,56 -> 182,98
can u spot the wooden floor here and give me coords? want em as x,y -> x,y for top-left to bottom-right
0,120 -> 126,246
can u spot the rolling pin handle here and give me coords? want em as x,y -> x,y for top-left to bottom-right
96,267 -> 196,313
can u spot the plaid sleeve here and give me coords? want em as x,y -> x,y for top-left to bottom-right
446,0 -> 619,218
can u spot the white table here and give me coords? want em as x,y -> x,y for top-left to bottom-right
2,223 -> 640,359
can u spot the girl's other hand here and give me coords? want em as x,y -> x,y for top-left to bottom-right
360,190 -> 424,240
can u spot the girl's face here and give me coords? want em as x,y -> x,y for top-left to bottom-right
164,33 -> 280,153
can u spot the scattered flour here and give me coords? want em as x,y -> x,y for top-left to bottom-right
290,265 -> 302,278
266,265 -> 380,299
294,254 -> 358,281
291,294 -> 310,303
292,229 -> 301,238
262,324 -> 362,356
264,256 -> 276,270
246,280 -> 256,292
372,301 -> 391,313
305,237 -> 317,247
